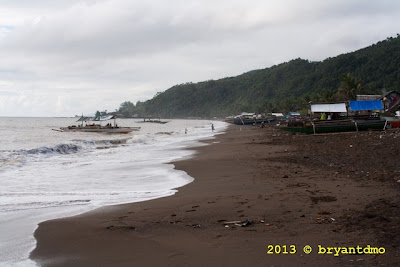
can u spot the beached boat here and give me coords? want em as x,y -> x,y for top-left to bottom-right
282,117 -> 387,134
381,116 -> 400,128
231,113 -> 277,125
232,117 -> 276,125
55,115 -> 140,134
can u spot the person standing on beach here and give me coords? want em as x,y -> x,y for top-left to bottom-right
211,124 -> 215,131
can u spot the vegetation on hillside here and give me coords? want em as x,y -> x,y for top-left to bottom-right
97,35 -> 400,118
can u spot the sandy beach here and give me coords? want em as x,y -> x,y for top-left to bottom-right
31,125 -> 400,266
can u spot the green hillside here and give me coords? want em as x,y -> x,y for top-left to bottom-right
114,35 -> 400,118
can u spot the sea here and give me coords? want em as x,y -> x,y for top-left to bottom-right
0,117 -> 228,266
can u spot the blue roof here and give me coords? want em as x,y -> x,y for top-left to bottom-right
349,100 -> 383,111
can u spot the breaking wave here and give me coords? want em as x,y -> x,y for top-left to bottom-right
0,138 -> 131,171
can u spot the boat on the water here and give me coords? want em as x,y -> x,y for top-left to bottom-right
55,115 -> 140,134
137,117 -> 169,124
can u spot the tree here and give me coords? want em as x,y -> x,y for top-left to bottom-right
336,73 -> 362,100
316,89 -> 337,103
118,101 -> 135,117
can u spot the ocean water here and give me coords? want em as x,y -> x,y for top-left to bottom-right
0,117 -> 228,266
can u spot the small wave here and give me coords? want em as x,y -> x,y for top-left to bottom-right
27,143 -> 82,155
0,138 -> 130,171
72,138 -> 130,146
0,199 -> 91,212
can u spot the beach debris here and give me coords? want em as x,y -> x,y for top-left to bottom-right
223,220 -> 254,227
238,220 -> 254,227
315,216 -> 335,224
223,220 -> 241,225
282,175 -> 289,178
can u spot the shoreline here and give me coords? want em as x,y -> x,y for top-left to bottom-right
31,125 -> 400,266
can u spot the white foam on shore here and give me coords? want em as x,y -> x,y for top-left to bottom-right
0,118 -> 228,266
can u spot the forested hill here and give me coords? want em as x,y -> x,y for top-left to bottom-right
116,35 -> 400,118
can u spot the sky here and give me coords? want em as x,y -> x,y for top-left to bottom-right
0,0 -> 399,117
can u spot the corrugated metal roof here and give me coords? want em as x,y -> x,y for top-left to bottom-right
311,103 -> 347,113
356,95 -> 381,101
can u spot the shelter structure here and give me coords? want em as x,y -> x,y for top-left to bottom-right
310,103 -> 347,120
382,91 -> 400,113
348,100 -> 383,116
356,95 -> 381,101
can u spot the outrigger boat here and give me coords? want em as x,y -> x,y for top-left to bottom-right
283,117 -> 387,134
229,113 -> 277,125
281,101 -> 387,134
55,115 -> 140,134
137,117 -> 169,124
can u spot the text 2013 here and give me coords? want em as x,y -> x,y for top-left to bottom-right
267,245 -> 296,254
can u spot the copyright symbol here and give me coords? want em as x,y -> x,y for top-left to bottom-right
303,245 -> 312,254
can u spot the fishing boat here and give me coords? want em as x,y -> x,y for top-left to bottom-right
55,115 -> 140,134
137,117 -> 169,124
282,117 -> 387,134
381,116 -> 400,128
231,113 -> 276,125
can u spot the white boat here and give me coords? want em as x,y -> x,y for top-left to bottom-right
56,115 -> 140,134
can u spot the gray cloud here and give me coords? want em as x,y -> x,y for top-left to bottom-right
0,0 -> 399,116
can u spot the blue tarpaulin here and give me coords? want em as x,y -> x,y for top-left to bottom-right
349,100 -> 383,111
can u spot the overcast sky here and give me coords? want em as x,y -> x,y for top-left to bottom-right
0,0 -> 399,117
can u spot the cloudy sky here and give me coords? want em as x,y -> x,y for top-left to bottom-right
0,0 -> 399,117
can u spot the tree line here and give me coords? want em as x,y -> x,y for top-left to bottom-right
96,35 -> 400,118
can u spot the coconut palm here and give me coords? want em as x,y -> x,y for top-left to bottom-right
336,73 -> 362,100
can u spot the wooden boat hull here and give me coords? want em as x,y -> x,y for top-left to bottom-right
232,118 -> 276,125
282,119 -> 386,134
382,117 -> 400,128
59,127 -> 140,134
389,121 -> 400,128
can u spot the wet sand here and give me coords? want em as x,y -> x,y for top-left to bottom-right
31,125 -> 400,266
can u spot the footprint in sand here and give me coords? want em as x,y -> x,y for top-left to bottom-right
185,209 -> 196,212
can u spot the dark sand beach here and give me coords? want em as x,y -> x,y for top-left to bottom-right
31,125 -> 400,266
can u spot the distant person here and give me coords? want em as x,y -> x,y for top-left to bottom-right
211,124 -> 215,131
327,113 -> 332,120
185,128 -> 187,134
320,113 -> 326,120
